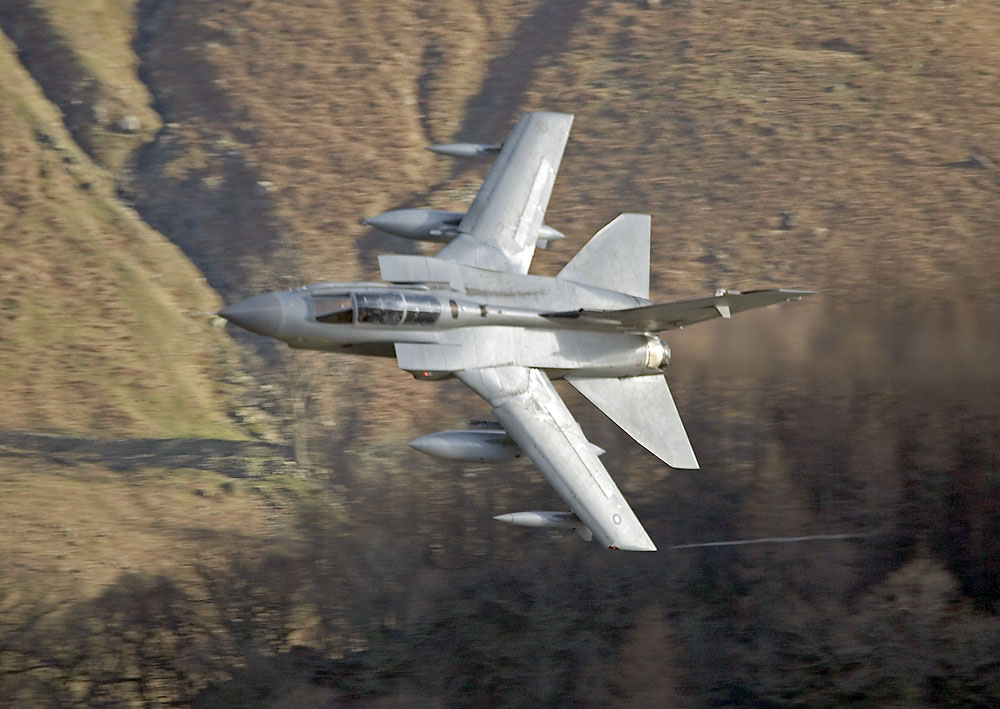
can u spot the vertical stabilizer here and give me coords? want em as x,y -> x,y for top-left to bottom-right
567,374 -> 699,469
557,214 -> 650,298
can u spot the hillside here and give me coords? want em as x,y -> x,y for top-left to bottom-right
0,25 -> 243,438
1,0 -> 999,706
128,0 -> 1000,299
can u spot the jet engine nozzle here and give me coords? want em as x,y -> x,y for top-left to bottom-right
645,337 -> 671,370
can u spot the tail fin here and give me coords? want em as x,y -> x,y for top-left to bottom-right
557,214 -> 650,299
567,374 -> 699,469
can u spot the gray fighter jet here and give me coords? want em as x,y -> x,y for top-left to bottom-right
221,112 -> 812,551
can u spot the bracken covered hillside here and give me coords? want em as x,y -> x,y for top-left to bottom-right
127,0 -> 1000,299
1,1 -> 999,706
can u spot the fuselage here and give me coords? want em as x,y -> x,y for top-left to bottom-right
220,271 -> 672,380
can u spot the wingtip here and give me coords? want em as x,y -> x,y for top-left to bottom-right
610,540 -> 658,552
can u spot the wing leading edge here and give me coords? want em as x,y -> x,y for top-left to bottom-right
457,366 -> 656,551
436,112 -> 574,274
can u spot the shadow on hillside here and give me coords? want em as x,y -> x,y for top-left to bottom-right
456,0 -> 591,146
0,527 -> 653,706
126,1 -> 302,300
0,430 -> 289,478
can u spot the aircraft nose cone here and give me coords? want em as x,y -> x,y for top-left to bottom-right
219,293 -> 283,337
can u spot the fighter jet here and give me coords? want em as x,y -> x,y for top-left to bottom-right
220,112 -> 812,551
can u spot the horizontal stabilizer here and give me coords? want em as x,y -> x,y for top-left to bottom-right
557,214 -> 650,298
567,375 -> 698,469
545,289 -> 815,332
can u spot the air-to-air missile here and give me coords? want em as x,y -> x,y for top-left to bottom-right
425,142 -> 501,158
361,208 -> 564,248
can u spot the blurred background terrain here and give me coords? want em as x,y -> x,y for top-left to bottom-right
1,0 -> 998,705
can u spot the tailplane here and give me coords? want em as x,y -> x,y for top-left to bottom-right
557,214 -> 650,299
566,374 -> 698,469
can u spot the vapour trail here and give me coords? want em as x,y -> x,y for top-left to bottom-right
670,533 -> 872,549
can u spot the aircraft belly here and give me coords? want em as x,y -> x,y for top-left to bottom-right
394,328 -> 649,374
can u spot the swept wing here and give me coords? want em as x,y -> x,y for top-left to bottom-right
435,112 -> 574,274
457,366 -> 656,551
543,289 -> 815,332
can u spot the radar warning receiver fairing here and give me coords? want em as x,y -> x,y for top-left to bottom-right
220,112 -> 813,551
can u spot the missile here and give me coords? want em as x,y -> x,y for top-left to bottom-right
426,142 -> 501,158
493,511 -> 594,542
409,429 -> 605,462
361,208 -> 565,247
408,430 -> 520,462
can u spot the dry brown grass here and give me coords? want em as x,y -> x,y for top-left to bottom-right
129,0 -> 1000,303
119,0 -> 1000,441
1,5 -> 999,701
0,457 -> 287,597
0,27 -> 241,438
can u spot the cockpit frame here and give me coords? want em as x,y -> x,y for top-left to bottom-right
312,290 -> 441,327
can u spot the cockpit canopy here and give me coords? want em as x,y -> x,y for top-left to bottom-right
312,293 -> 353,324
312,291 -> 441,326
